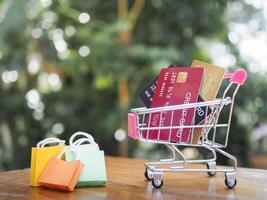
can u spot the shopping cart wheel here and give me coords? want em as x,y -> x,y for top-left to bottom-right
206,162 -> 216,176
152,179 -> 163,189
144,169 -> 153,180
225,172 -> 237,189
225,178 -> 237,189
152,173 -> 163,189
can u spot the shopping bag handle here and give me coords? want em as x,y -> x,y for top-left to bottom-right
69,131 -> 95,145
71,138 -> 100,150
57,146 -> 80,160
36,137 -> 65,148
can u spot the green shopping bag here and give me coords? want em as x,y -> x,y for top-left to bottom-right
65,132 -> 107,187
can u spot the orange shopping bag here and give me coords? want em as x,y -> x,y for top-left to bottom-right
30,137 -> 65,187
38,146 -> 84,192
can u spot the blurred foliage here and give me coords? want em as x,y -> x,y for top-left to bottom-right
0,0 -> 265,171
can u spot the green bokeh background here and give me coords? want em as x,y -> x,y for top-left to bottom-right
0,0 -> 266,171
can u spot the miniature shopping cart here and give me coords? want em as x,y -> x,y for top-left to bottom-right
128,69 -> 247,189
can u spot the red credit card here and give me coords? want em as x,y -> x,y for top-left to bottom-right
143,67 -> 204,143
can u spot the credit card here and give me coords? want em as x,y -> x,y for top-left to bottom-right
194,96 -> 212,125
143,67 -> 204,143
139,64 -> 176,107
139,64 -> 211,125
192,60 -> 225,101
191,60 -> 225,143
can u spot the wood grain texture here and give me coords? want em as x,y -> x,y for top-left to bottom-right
0,156 -> 267,200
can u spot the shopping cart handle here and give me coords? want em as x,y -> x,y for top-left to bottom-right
224,69 -> 247,85
128,113 -> 140,140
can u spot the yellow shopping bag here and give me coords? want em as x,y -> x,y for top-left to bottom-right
30,138 -> 65,187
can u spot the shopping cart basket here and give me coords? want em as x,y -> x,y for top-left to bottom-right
128,68 -> 247,189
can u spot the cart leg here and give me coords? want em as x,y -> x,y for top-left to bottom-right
160,144 -> 176,163
170,145 -> 186,168
171,145 -> 216,165
144,168 -> 153,181
145,144 -> 186,169
206,161 -> 216,176
203,145 -> 217,161
213,148 -> 237,169
213,148 -> 237,189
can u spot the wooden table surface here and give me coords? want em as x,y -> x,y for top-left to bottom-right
0,156 -> 267,200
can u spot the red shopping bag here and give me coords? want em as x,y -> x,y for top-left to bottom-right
38,146 -> 84,192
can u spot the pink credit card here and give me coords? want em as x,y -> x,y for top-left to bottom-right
143,67 -> 204,143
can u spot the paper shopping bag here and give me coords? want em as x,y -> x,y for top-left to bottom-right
65,132 -> 107,187
38,146 -> 84,192
30,138 -> 65,187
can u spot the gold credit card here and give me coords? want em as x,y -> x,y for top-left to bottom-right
191,60 -> 225,144
191,60 -> 225,101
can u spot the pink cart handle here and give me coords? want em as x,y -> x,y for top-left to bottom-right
128,113 -> 140,140
224,69 -> 247,85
